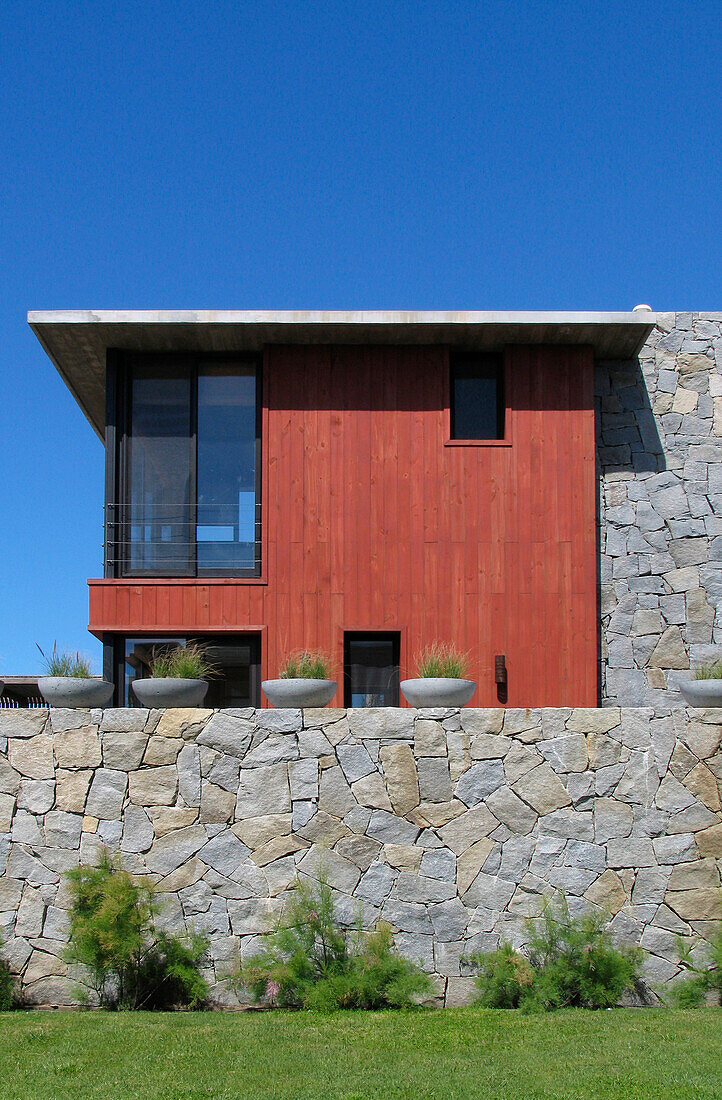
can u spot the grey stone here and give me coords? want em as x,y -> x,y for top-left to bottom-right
196,714 -> 254,758
366,809 -> 420,846
121,805 -> 154,853
236,763 -> 290,817
429,898 -> 468,941
101,730 -> 148,770
486,786 -> 537,834
606,837 -> 656,868
86,769 -> 127,819
43,810 -> 82,849
417,758 -> 453,802
198,831 -> 251,877
539,734 -> 588,773
381,899 -> 433,934
244,732 -> 298,767
357,861 -> 396,904
419,847 -> 456,882
335,744 -> 375,783
395,872 -> 456,904
145,826 -> 208,875
177,744 -> 201,807
454,760 -> 505,806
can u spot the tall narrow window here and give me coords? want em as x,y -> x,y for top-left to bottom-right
344,633 -> 400,707
118,355 -> 260,577
450,353 -> 504,440
197,363 -> 258,573
126,361 -> 192,575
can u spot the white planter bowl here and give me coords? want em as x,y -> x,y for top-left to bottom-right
131,678 -> 208,707
38,677 -> 114,709
400,678 -> 477,707
679,679 -> 722,708
262,678 -> 337,708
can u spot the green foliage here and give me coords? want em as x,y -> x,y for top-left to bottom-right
694,658 -> 722,680
278,650 -> 331,680
64,849 -> 208,1010
668,926 -> 722,1007
471,897 -> 644,1012
232,876 -> 432,1010
149,643 -> 215,680
415,642 -> 469,679
37,641 -> 92,678
0,937 -> 16,1011
472,942 -> 535,1008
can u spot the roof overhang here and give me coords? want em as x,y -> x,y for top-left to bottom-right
28,309 -> 657,440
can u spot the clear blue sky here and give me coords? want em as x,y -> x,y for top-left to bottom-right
1,0 -> 720,673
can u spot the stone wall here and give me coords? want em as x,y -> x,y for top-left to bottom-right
1,706 -> 720,1007
598,310 -> 722,706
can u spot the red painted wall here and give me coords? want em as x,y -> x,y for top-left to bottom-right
89,343 -> 598,706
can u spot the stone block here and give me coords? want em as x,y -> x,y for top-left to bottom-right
236,763 -> 290,817
366,809 -> 420,846
121,805 -> 154,853
234,813 -> 292,849
128,767 -> 178,807
149,806 -> 199,836
417,758 -> 453,803
438,804 -> 499,855
53,727 -> 102,769
335,744 -> 375,783
454,759 -> 505,806
379,744 -> 419,815
318,765 -> 356,818
414,720 -> 447,757
196,713 -> 254,758
357,861 -> 396,904
44,810 -> 82,848
199,782 -> 236,824
486,786 -> 537,835
539,734 -> 588,773
145,825 -> 208,875
86,769 -> 128,819
9,736 -> 54,780
351,772 -> 392,810
55,770 -> 91,813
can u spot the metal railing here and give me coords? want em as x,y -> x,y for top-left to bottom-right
104,501 -> 262,575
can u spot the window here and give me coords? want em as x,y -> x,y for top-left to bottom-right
112,354 -> 260,577
113,635 -> 261,707
344,633 -> 400,707
450,353 -> 504,440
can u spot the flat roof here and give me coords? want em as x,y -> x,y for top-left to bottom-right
28,309 -> 657,440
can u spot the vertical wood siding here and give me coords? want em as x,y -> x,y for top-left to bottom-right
89,343 -> 597,706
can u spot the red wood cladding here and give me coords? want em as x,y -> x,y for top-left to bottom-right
89,343 -> 598,706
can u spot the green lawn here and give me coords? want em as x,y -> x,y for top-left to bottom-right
1,1008 -> 720,1100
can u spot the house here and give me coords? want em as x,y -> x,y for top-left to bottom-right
28,309 -> 720,709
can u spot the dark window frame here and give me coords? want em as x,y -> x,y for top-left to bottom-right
106,633 -> 262,708
107,351 -> 262,579
343,631 -> 401,708
449,352 -> 506,441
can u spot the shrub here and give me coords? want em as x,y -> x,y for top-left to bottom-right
0,939 -> 15,1011
668,926 -> 722,1007
64,850 -> 208,1010
415,643 -> 468,679
37,641 -> 92,678
471,897 -> 644,1012
149,643 -> 215,680
278,650 -> 331,680
694,659 -> 722,680
231,876 -> 432,1010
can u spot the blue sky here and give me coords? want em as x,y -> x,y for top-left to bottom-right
0,0 -> 720,673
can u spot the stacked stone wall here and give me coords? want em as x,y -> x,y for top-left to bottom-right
1,706 -> 720,1007
598,310 -> 722,706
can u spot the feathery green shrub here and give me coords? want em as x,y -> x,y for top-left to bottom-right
471,897 -> 644,1011
278,651 -> 331,679
232,876 -> 431,1010
64,850 -> 208,1010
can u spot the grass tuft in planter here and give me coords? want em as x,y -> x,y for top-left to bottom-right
415,642 -> 469,679
278,650 -> 331,679
148,643 -> 216,680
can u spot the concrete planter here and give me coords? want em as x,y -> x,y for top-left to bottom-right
262,678 -> 337,708
38,677 -> 114,708
400,677 -> 477,707
131,678 -> 208,707
679,679 -> 722,707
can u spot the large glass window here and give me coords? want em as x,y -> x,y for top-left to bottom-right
117,355 -> 260,576
117,635 -> 261,707
344,633 -> 400,707
450,353 -> 504,440
197,364 -> 258,573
